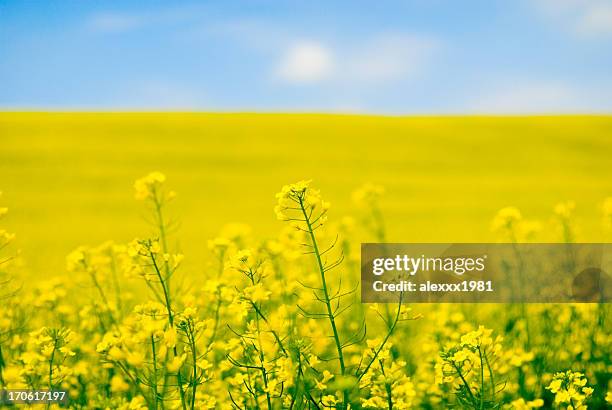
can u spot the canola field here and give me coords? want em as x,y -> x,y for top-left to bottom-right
0,113 -> 611,409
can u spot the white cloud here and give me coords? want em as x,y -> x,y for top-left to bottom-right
534,0 -> 612,36
88,13 -> 144,33
274,34 -> 436,86
467,82 -> 589,114
86,7 -> 202,34
276,42 -> 335,84
347,34 -> 436,84
576,3 -> 612,35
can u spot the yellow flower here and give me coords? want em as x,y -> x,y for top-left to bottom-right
108,346 -> 124,361
0,229 -> 16,244
163,327 -> 177,348
126,351 -> 145,367
554,200 -> 575,219
167,353 -> 187,372
491,207 -> 522,232
196,358 -> 212,370
243,283 -> 271,303
547,370 -> 592,406
208,237 -> 231,255
510,398 -> 544,409
352,183 -> 384,207
460,325 -> 493,348
275,180 -> 329,221
110,374 -> 130,393
66,247 -> 87,272
134,171 -> 166,200
452,349 -> 469,363
315,370 -> 334,390
127,396 -> 148,410
547,379 -> 562,393
321,394 -> 338,407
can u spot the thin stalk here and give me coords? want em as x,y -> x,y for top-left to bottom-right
46,337 -> 57,410
188,329 -> 198,410
150,252 -> 187,410
88,269 -> 118,328
298,199 -> 345,374
0,344 -> 5,387
451,362 -> 477,406
48,340 -> 56,389
152,190 -> 171,282
206,256 -> 225,350
356,293 -> 403,385
483,349 -> 495,404
255,314 -> 273,409
151,336 -> 159,410
379,361 -> 393,410
108,250 -> 123,314
115,361 -> 154,409
250,301 -> 287,355
298,197 -> 348,408
246,270 -> 273,409
477,346 -> 484,410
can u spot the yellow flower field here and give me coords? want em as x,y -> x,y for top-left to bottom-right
0,113 -> 611,409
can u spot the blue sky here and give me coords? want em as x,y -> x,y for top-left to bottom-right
1,0 -> 612,113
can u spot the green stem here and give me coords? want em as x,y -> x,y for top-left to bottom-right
151,336 -> 159,410
188,329 -> 198,410
46,338 -> 57,410
150,252 -> 187,410
115,361 -> 154,409
356,293 -> 403,385
484,349 -> 496,403
379,361 -> 393,410
299,197 -> 349,409
478,346 -> 484,410
0,344 -> 5,387
108,250 -> 123,313
255,314 -> 273,409
451,362 -> 477,406
152,188 -> 172,292
298,198 -> 346,375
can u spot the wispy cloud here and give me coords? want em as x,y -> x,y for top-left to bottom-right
534,0 -> 612,37
87,12 -> 144,33
345,34 -> 437,84
469,83 -> 575,113
576,3 -> 612,36
86,6 -> 206,34
466,81 -> 612,114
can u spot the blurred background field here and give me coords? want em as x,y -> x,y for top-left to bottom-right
1,112 -> 611,276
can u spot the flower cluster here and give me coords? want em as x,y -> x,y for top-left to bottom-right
133,171 -> 168,201
274,180 -> 330,227
546,370 -> 593,409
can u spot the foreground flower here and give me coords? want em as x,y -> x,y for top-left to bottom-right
134,171 -> 166,200
274,180 -> 330,224
352,183 -> 384,207
546,370 -> 593,408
